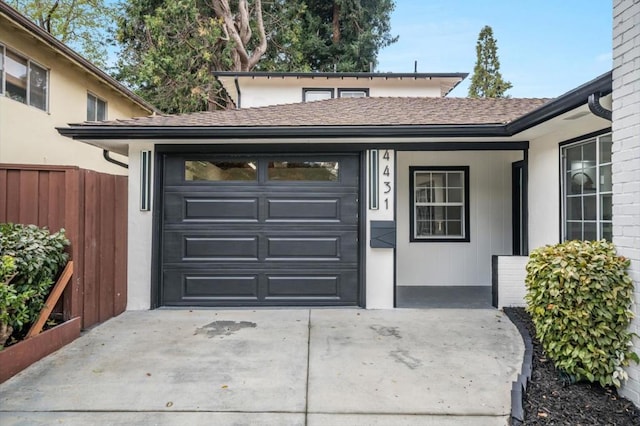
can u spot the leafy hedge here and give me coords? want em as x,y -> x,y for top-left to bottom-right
525,239 -> 638,387
0,224 -> 69,348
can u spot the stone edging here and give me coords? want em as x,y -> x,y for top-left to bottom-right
503,309 -> 534,425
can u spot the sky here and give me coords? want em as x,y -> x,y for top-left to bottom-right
376,0 -> 613,98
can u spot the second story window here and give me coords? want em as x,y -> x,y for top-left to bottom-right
338,88 -> 369,98
87,93 -> 107,121
303,88 -> 333,102
0,44 -> 48,111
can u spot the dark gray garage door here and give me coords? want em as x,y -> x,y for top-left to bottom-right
160,154 -> 360,307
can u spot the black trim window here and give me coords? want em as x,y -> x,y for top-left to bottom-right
303,88 -> 333,102
338,88 -> 369,98
87,93 -> 107,121
561,133 -> 612,241
0,44 -> 48,111
410,166 -> 470,242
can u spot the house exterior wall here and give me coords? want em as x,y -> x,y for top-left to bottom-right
494,256 -> 529,308
396,150 -> 520,287
234,78 -> 443,108
613,0 -> 640,406
0,23 -> 150,174
527,120 -> 612,251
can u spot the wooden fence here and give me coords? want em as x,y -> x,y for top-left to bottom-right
0,164 -> 128,328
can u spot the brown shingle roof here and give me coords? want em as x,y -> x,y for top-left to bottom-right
84,97 -> 551,128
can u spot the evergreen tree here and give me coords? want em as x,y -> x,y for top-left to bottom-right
468,25 -> 512,98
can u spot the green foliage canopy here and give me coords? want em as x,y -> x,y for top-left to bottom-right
8,0 -> 117,67
468,25 -> 512,98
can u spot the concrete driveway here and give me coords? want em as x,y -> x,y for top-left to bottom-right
0,309 -> 523,425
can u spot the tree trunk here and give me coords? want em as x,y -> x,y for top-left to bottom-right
0,322 -> 13,348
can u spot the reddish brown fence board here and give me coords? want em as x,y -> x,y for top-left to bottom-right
0,164 -> 128,329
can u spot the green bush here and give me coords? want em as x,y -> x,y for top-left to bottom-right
525,239 -> 638,387
0,223 -> 69,348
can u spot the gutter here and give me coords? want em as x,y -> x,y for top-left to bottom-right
587,92 -> 612,121
103,150 -> 128,169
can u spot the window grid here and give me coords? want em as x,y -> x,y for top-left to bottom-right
412,168 -> 468,241
562,133 -> 612,241
87,93 -> 107,121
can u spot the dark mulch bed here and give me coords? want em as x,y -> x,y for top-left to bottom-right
504,307 -> 640,426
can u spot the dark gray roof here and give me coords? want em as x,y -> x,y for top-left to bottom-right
79,97 -> 551,128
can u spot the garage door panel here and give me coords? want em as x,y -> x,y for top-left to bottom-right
184,236 -> 259,260
163,271 -> 260,303
163,231 -> 357,263
160,153 -> 360,307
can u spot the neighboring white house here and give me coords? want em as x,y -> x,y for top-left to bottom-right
0,1 -> 156,174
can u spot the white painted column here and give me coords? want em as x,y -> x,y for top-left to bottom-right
613,0 -> 640,405
365,149 -> 396,308
126,142 -> 155,310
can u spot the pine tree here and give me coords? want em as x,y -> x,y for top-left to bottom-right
468,25 -> 512,98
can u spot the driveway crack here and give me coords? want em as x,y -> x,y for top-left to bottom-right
305,309 -> 311,425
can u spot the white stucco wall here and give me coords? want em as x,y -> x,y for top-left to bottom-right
233,78 -> 444,108
613,0 -> 640,406
126,143 -> 155,310
396,150 -> 521,287
365,149 -> 395,309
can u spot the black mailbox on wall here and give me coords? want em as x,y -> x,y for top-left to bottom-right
370,221 -> 396,248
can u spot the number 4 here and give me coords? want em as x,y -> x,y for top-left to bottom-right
383,150 -> 390,160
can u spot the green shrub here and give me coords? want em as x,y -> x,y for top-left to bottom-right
0,223 -> 69,348
525,239 -> 638,387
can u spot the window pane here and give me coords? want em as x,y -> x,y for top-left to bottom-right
582,140 -> 596,162
601,222 -> 612,241
566,196 -> 582,220
584,222 -> 597,241
268,161 -> 338,181
565,145 -> 582,170
601,194 -> 612,221
566,222 -> 582,240
87,94 -> 96,121
446,206 -> 461,220
599,164 -> 612,192
600,134 -> 612,164
447,173 -> 461,187
304,90 -> 332,102
583,195 -> 596,221
185,160 -> 257,181
97,98 -> 107,120
415,188 -> 428,203
29,62 -> 47,110
447,221 -> 462,236
6,50 -> 27,104
339,90 -> 367,98
447,188 -> 462,203
415,172 -> 431,187
431,172 -> 446,189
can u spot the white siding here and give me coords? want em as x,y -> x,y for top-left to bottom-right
396,150 -> 521,287
613,0 -> 640,406
496,256 -> 529,308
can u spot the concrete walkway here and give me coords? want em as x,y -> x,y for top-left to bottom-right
0,309 -> 523,425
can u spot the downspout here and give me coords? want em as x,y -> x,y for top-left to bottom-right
588,92 -> 612,121
103,150 -> 128,169
234,76 -> 242,108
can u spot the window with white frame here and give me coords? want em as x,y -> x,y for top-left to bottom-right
561,132 -> 612,241
410,166 -> 470,242
338,88 -> 369,98
303,88 -> 333,102
0,44 -> 48,111
87,93 -> 107,121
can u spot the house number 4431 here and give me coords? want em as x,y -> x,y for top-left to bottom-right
382,150 -> 392,210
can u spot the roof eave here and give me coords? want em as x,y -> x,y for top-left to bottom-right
214,71 -> 469,80
507,71 -> 612,134
56,124 -> 509,140
0,2 -> 159,114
